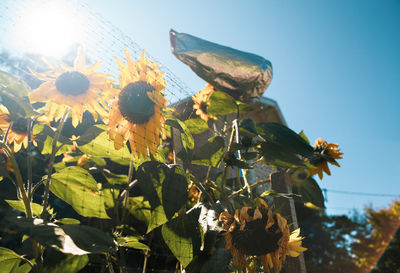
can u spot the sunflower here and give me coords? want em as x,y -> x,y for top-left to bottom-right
108,49 -> 167,157
219,200 -> 306,273
192,84 -> 218,122
29,47 -> 114,127
308,138 -> 343,179
0,105 -> 36,152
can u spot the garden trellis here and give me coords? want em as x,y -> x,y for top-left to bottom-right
0,1 -> 340,273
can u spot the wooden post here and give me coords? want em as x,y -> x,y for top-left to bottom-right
270,171 -> 307,273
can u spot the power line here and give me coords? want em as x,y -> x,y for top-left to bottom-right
323,188 -> 399,198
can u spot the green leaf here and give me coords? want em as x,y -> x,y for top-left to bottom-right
117,236 -> 150,251
162,209 -> 202,268
33,124 -> 72,156
192,136 -> 225,167
127,196 -> 151,228
54,218 -> 81,225
104,172 -> 128,185
43,254 -> 88,273
207,91 -> 237,116
50,166 -> 110,219
239,118 -> 257,137
0,247 -> 24,273
10,258 -> 34,273
257,122 -> 314,158
291,176 -> 325,208
78,125 -> 131,165
5,200 -> 43,217
11,218 -> 117,255
137,162 -> 189,233
259,142 -> 312,169
166,117 -> 194,151
0,71 -> 36,118
75,126 -> 105,146
298,130 -> 310,144
184,118 -> 209,135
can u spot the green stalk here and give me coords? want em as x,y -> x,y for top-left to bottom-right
27,117 -> 33,200
40,110 -> 69,219
0,142 -> 32,218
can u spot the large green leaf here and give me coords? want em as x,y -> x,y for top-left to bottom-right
5,200 -> 44,217
259,142 -> 312,169
161,209 -> 202,268
166,116 -> 194,151
207,91 -> 237,116
184,118 -> 209,135
0,247 -> 25,273
43,254 -> 88,273
11,218 -> 117,255
0,71 -> 36,118
192,136 -> 225,167
78,125 -> 131,165
291,176 -> 325,208
127,196 -> 151,228
117,236 -> 150,251
33,124 -> 72,156
137,162 -> 189,233
257,122 -> 314,158
50,166 -> 110,219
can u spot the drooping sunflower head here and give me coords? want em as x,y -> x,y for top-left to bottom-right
219,200 -> 306,273
108,49 -> 167,158
192,84 -> 217,122
308,138 -> 343,179
29,46 -> 114,127
0,105 -> 35,152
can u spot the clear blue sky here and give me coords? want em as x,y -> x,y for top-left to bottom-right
1,0 -> 399,215
83,0 -> 400,215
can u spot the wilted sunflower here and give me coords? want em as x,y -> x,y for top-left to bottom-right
108,49 -> 167,157
308,138 -> 343,179
219,200 -> 306,273
0,105 -> 36,152
192,84 -> 217,122
29,47 -> 114,127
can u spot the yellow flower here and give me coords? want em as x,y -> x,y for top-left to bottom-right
219,200 -> 306,273
108,49 -> 167,158
0,105 -> 36,152
29,47 -> 114,127
192,84 -> 217,122
308,138 -> 343,179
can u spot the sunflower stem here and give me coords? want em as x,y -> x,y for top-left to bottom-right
120,156 -> 135,225
2,121 -> 12,143
27,117 -> 33,200
0,142 -> 32,218
40,109 -> 69,220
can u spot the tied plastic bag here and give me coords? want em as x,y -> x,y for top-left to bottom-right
170,29 -> 273,101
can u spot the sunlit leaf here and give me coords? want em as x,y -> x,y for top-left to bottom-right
192,136 -> 225,167
184,118 -> 209,135
0,71 -> 36,118
162,208 -> 202,268
207,91 -> 237,116
136,162 -> 189,233
78,125 -> 131,165
50,166 -> 110,219
10,218 -> 116,255
117,236 -> 150,251
166,117 -> 194,151
0,247 -> 25,273
5,200 -> 44,217
43,253 -> 88,273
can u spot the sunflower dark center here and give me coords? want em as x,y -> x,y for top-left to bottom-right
200,102 -> 208,113
118,81 -> 156,124
231,214 -> 282,256
11,117 -> 28,134
310,145 -> 331,165
55,71 -> 90,96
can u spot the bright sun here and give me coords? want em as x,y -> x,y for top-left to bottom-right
13,1 -> 82,58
